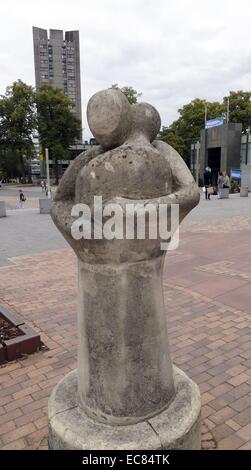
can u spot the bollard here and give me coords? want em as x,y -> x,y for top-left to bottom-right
0,201 -> 6,217
240,186 -> 249,197
39,198 -> 52,214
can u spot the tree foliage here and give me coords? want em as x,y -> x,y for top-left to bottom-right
159,127 -> 185,156
111,84 -> 142,104
0,80 -> 36,179
0,148 -> 21,179
36,84 -> 82,184
0,81 -> 81,182
223,90 -> 251,130
160,99 -> 224,163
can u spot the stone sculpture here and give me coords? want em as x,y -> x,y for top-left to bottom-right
48,89 -> 201,449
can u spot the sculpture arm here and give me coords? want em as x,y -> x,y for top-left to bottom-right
51,146 -> 103,243
111,141 -> 199,225
152,140 -> 200,222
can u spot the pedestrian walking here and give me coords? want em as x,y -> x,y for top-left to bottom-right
223,172 -> 230,189
41,180 -> 45,192
204,168 -> 213,200
19,189 -> 26,209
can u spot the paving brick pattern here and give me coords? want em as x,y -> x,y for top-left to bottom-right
183,212 -> 251,232
0,213 -> 251,450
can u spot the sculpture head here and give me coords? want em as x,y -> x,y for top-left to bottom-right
87,88 -> 161,149
130,102 -> 161,143
87,88 -> 133,150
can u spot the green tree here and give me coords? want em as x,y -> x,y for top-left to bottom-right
0,148 -> 21,179
159,127 -> 185,156
223,90 -> 251,130
160,98 -> 223,163
0,80 -> 36,181
111,84 -> 142,104
36,84 -> 81,184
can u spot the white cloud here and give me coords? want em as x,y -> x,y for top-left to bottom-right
1,0 -> 251,139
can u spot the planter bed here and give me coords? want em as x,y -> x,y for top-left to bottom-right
0,305 -> 41,363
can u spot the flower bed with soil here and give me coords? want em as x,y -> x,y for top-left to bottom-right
0,305 -> 41,363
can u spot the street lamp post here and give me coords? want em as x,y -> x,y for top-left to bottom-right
195,141 -> 200,185
245,128 -> 250,165
190,140 -> 199,185
190,140 -> 196,179
45,148 -> 51,199
226,96 -> 230,124
204,100 -> 208,173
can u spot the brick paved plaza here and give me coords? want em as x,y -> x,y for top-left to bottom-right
0,190 -> 251,449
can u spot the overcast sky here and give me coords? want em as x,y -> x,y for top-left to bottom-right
1,0 -> 251,139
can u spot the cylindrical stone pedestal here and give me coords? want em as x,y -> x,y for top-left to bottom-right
48,366 -> 201,450
77,256 -> 174,425
49,255 -> 201,450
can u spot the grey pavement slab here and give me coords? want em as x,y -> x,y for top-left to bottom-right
187,193 -> 251,221
0,209 -> 67,267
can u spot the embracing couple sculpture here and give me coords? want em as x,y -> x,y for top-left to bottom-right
49,88 -> 201,450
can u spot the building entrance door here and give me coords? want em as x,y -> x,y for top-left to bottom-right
208,147 -> 221,186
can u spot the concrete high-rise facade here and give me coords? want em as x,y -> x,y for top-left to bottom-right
32,27 -> 82,131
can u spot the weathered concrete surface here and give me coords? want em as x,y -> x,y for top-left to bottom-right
50,88 -> 200,446
48,367 -> 201,450
87,89 -> 133,149
241,163 -> 251,192
200,123 -> 242,185
240,187 -> 249,197
39,198 -> 52,214
77,256 -> 174,425
0,201 -> 6,217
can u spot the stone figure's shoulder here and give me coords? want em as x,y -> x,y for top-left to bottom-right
78,147 -> 117,178
72,146 -> 104,170
152,140 -> 178,158
53,146 -> 104,202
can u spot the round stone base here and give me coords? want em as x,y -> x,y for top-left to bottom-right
48,366 -> 201,450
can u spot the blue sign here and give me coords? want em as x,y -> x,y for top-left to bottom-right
205,117 -> 224,129
230,169 -> 241,180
